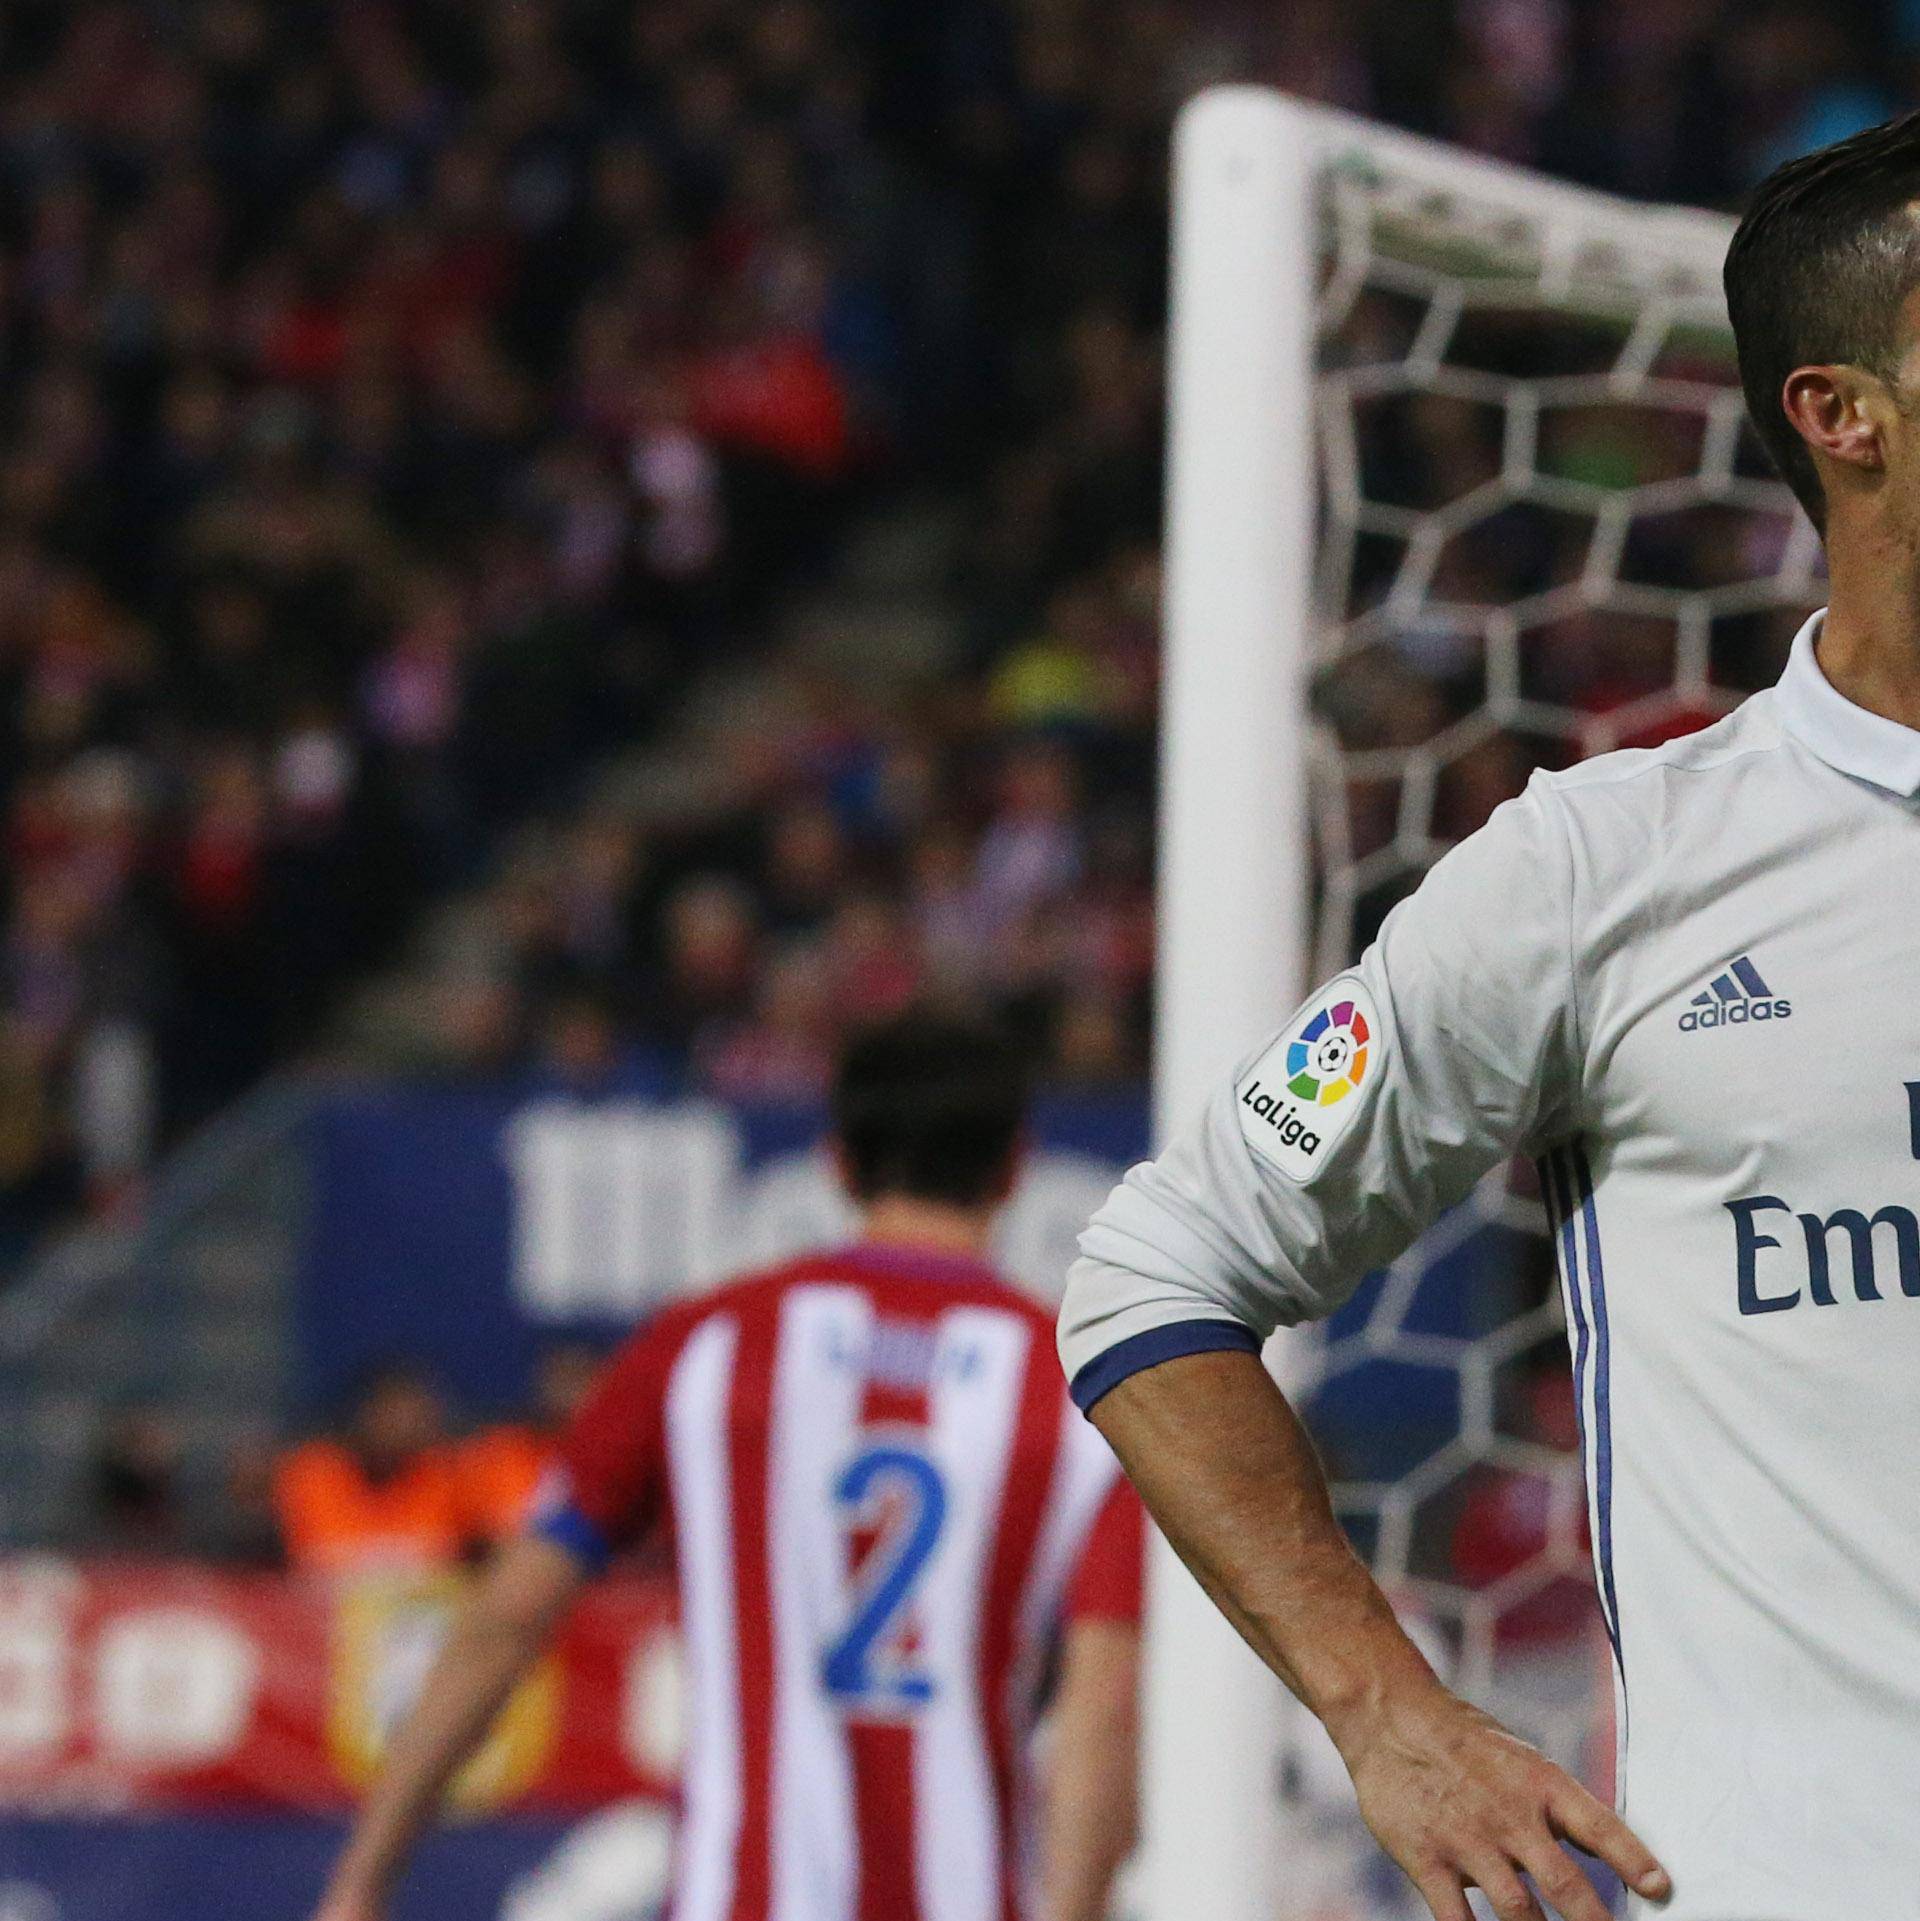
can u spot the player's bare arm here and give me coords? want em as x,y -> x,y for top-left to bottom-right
1042,1617 -> 1141,1921
1092,1351 -> 1669,1921
312,1537 -> 586,1921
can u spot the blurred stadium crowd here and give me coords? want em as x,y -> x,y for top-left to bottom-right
0,0 -> 1892,1282
89,1347 -> 604,1566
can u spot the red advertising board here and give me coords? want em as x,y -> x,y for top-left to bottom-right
0,1559 -> 681,1813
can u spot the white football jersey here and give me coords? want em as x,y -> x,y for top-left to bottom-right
1060,611 -> 1920,1919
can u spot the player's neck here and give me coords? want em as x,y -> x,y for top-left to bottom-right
857,1195 -> 997,1262
1816,532 -> 1920,732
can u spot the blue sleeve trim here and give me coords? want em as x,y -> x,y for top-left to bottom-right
531,1501 -> 613,1576
1069,1320 -> 1261,1414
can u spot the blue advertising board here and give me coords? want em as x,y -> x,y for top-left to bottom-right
297,1073 -> 1508,1462
297,1080 -> 1150,1417
0,1814 -> 597,1921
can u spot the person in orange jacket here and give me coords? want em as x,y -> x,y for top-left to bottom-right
273,1365 -> 467,1575
454,1341 -> 605,1550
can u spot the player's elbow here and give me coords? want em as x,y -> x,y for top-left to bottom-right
467,1536 -> 589,1647
1061,1164 -> 1284,1402
1058,1246 -> 1267,1422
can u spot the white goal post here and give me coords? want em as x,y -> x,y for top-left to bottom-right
1149,87 -> 1817,1921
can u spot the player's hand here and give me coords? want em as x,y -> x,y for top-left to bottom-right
1333,1683 -> 1670,1921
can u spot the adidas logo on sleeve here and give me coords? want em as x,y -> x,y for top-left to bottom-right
1677,954 -> 1792,1031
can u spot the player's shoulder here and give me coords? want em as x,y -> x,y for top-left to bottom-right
687,1246 -> 1050,1329
633,1257 -> 821,1348
1529,689 -> 1787,809
1409,692 -> 1790,927
1499,690 -> 1789,880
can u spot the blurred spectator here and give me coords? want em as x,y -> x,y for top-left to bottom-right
213,1431 -> 285,1567
457,1341 -> 606,1551
537,987 -> 636,1095
1050,985 -> 1141,1089
430,969 -> 527,1079
909,822 -> 994,996
87,1408 -> 185,1555
696,941 -> 838,1103
0,0 -> 1872,1290
644,876 -> 762,1050
823,893 -> 922,1022
760,795 -> 850,939
272,1365 -> 466,1576
973,742 -> 1085,945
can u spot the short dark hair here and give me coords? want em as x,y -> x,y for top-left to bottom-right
1726,110 -> 1920,532
349,1361 -> 435,1414
831,1008 -> 1030,1208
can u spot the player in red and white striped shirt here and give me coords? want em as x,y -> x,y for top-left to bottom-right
314,1012 -> 1144,1921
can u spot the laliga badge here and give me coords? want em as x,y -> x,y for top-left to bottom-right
1236,978 -> 1380,1182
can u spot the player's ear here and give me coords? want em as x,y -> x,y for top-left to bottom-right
1781,363 -> 1887,477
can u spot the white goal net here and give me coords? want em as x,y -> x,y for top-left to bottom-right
1145,89 -> 1823,1921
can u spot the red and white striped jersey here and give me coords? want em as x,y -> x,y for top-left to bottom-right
533,1241 -> 1145,1921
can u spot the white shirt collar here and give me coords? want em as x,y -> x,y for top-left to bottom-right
1773,610 -> 1920,797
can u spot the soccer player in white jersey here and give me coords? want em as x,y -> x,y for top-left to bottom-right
313,1012 -> 1145,1921
1059,111 -> 1920,1921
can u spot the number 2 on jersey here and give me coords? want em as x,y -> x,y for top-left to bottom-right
821,1439 -> 948,1711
